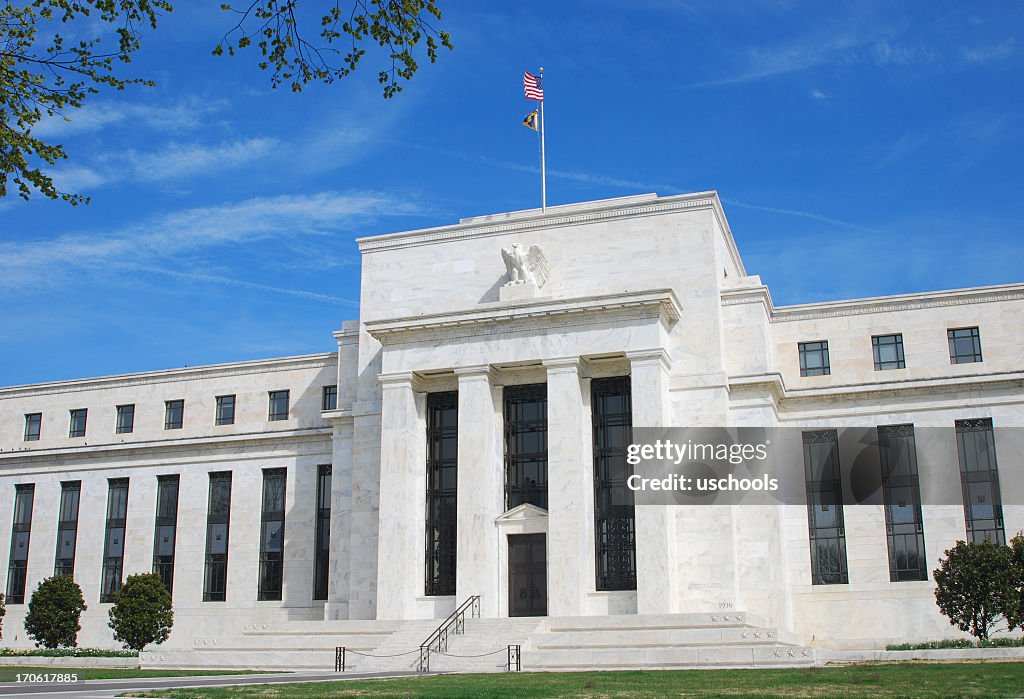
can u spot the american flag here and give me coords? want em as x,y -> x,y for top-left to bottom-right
523,71 -> 544,100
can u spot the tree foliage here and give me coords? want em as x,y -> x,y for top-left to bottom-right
1008,532 -> 1024,632
1,1 -> 452,205
23,575 -> 87,649
933,539 -> 1017,641
0,592 -> 6,640
214,1 -> 452,96
107,572 -> 173,651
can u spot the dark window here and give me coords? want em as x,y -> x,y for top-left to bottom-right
215,395 -> 235,426
878,425 -> 927,581
24,413 -> 41,442
798,341 -> 830,377
313,464 -> 332,601
204,472 -> 232,601
955,418 -> 1004,544
152,475 -> 180,594
269,390 -> 289,421
54,481 -> 81,577
872,334 -> 905,370
116,404 -> 135,434
6,484 -> 35,604
948,327 -> 983,364
322,385 -> 338,411
592,377 -> 636,591
69,409 -> 87,438
425,392 -> 458,596
100,479 -> 129,602
802,430 -> 848,585
504,384 -> 548,510
164,400 -> 184,430
258,468 -> 287,601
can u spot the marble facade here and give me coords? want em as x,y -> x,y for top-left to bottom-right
1,192 -> 1021,651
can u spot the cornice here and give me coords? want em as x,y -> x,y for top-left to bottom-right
772,283 -> 1024,323
364,289 -> 682,346
0,353 -> 338,400
356,192 -> 721,253
0,426 -> 331,465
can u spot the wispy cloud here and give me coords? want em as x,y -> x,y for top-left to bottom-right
810,88 -> 827,99
721,198 -> 878,232
128,266 -> 359,306
32,97 -> 229,137
0,191 -> 425,294
962,38 -> 1016,64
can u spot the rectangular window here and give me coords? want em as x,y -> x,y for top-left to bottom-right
54,481 -> 81,577
504,384 -> 548,510
100,478 -> 129,602
872,334 -> 905,370
592,377 -> 636,591
203,472 -> 232,601
152,475 -> 180,595
115,404 -> 135,434
802,430 -> 848,585
164,400 -> 184,430
878,425 -> 927,581
268,390 -> 290,421
69,409 -> 88,438
258,468 -> 287,601
798,340 -> 831,377
313,464 -> 332,601
322,385 -> 338,411
955,418 -> 1004,544
215,395 -> 235,426
948,327 -> 983,364
24,413 -> 41,442
6,484 -> 35,604
425,392 -> 457,596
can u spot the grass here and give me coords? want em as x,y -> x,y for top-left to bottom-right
0,666 -> 276,682
124,662 -> 1024,698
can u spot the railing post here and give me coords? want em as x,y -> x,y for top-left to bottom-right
507,644 -> 520,671
335,646 -> 345,672
419,646 -> 430,672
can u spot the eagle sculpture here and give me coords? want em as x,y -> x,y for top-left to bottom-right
500,243 -> 550,288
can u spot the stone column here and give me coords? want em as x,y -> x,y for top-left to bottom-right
374,372 -> 426,620
454,366 -> 503,617
544,357 -> 591,617
326,415 -> 353,620
627,349 -> 679,615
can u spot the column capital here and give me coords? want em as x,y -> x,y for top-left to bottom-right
377,371 -> 424,391
625,348 -> 673,372
453,364 -> 496,381
542,356 -> 583,374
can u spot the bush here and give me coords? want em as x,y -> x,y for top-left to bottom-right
0,592 -> 5,640
23,575 -> 87,649
0,647 -> 138,657
933,539 -> 1017,641
1008,532 -> 1024,632
108,573 -> 173,652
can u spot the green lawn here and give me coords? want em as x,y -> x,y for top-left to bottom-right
124,662 -> 1024,698
0,666 -> 275,682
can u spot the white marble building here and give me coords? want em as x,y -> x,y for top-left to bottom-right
1,192 -> 1021,656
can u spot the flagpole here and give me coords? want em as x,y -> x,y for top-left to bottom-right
539,66 -> 546,212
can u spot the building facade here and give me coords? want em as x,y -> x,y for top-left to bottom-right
1,192 -> 1021,652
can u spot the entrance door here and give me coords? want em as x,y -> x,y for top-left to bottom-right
508,534 -> 547,617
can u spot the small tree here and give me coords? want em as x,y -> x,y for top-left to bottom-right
1007,532 -> 1024,632
108,573 -> 173,652
933,539 -> 1017,641
23,576 -> 87,648
0,592 -> 6,640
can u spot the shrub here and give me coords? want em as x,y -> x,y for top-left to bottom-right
108,573 -> 173,652
0,647 -> 138,657
1008,532 -> 1024,632
23,575 -> 87,648
0,592 -> 5,640
933,539 -> 1017,641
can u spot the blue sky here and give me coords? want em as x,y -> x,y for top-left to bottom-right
2,1 -> 1022,385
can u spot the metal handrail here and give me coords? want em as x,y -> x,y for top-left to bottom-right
418,595 -> 480,672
